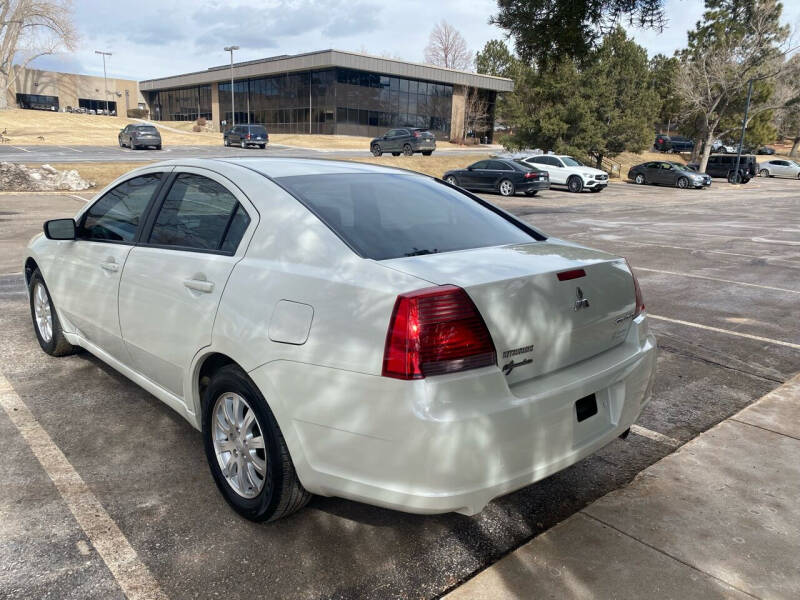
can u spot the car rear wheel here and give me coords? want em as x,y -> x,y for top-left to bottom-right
524,190 -> 538,196
677,176 -> 689,189
402,144 -> 413,156
240,140 -> 246,149
371,144 -> 382,157
203,365 -> 310,522
634,173 -> 646,185
391,152 -> 400,156
259,144 -> 266,149
759,169 -> 769,177
29,270 -> 77,357
156,144 -> 162,150
224,137 -> 230,147
567,176 -> 583,193
422,151 -> 433,156
498,179 -> 515,196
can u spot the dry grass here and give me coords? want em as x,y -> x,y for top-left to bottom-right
348,153 -> 492,178
0,109 -> 220,146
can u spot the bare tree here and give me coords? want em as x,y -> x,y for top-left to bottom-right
0,0 -> 76,110
676,7 -> 796,172
424,21 -> 472,71
462,88 -> 490,142
774,55 -> 800,156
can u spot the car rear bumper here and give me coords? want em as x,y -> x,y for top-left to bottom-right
518,180 -> 550,191
249,316 -> 657,516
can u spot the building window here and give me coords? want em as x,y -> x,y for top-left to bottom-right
16,93 -> 59,111
152,85 -> 212,121
78,98 -> 117,114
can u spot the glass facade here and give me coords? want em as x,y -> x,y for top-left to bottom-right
151,85 -> 211,121
16,93 -> 59,111
148,67 -> 494,140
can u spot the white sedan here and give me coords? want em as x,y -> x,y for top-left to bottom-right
758,159 -> 800,179
521,154 -> 609,192
25,158 -> 657,522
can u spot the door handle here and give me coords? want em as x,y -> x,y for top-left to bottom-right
183,279 -> 214,293
100,261 -> 118,272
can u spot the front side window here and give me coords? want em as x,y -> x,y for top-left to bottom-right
81,173 -> 162,242
471,161 -> 489,169
148,173 -> 250,252
276,173 -> 541,260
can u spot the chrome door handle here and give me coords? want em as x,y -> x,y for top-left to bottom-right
183,279 -> 214,293
100,261 -> 118,272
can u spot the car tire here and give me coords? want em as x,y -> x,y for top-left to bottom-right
567,176 -> 583,193
391,152 -> 400,156
445,175 -> 458,186
202,365 -> 311,522
29,270 -> 77,357
371,144 -> 382,157
797,173 -> 800,180
402,144 -> 413,156
524,190 -> 538,196
224,137 -> 230,147
422,151 -> 433,156
260,144 -> 266,149
241,140 -> 246,149
758,169 -> 769,177
677,176 -> 689,189
498,179 -> 515,196
118,139 -> 124,148
634,173 -> 646,185
589,187 -> 602,193
156,145 -> 162,150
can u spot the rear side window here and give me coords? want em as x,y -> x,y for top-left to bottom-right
148,173 -> 250,252
81,173 -> 162,242
276,173 -> 540,260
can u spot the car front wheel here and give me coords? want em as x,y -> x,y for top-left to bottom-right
498,179 -> 515,196
29,270 -> 77,357
634,173 -> 646,185
371,144 -> 382,157
677,176 -> 689,189
203,365 -> 310,522
445,175 -> 458,186
567,176 -> 583,193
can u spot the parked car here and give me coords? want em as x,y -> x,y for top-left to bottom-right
758,159 -> 800,179
224,124 -> 269,148
521,154 -> 608,193
118,124 -> 162,150
756,146 -> 776,155
689,154 -> 758,181
443,158 -> 550,197
370,128 -> 436,156
628,161 -> 711,189
654,135 -> 694,153
24,157 -> 655,522
711,140 -> 736,154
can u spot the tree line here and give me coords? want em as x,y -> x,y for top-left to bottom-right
473,0 -> 800,171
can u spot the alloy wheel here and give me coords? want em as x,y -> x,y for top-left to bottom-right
212,392 -> 266,499
403,144 -> 413,156
445,176 -> 457,185
33,282 -> 53,343
677,177 -> 688,189
499,180 -> 514,196
635,174 -> 645,185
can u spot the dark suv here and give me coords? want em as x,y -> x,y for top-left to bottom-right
224,124 -> 269,148
654,135 -> 694,153
689,154 -> 758,182
370,128 -> 436,156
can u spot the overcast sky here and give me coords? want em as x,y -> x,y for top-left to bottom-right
30,0 -> 800,81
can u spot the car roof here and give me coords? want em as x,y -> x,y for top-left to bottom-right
133,157 -> 428,179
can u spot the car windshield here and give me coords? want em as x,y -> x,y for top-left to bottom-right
561,156 -> 584,167
275,173 -> 542,260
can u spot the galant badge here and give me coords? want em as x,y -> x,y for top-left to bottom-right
574,286 -> 590,311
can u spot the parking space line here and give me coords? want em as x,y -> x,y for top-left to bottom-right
66,194 -> 90,203
0,372 -> 169,600
10,146 -> 31,152
630,425 -> 681,447
59,146 -> 83,153
636,267 -> 799,294
649,315 -> 800,350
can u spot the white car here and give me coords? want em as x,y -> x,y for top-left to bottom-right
25,158 -> 657,522
521,155 -> 609,192
712,140 -> 736,154
758,159 -> 800,179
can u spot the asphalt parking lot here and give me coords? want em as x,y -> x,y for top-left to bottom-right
0,176 -> 798,599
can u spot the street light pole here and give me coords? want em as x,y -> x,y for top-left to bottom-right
223,46 -> 239,129
94,50 -> 112,115
732,78 -> 754,184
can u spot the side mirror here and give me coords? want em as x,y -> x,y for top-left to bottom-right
44,218 -> 76,240
467,166 -> 474,171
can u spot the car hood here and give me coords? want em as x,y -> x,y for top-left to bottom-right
568,166 -> 607,176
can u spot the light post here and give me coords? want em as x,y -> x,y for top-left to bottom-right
94,50 -> 112,115
732,78 -> 754,184
224,46 -> 239,128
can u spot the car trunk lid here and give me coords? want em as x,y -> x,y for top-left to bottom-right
381,241 -> 637,385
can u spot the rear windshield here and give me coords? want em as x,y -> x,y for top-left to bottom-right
247,126 -> 267,135
136,126 -> 158,134
276,173 -> 541,260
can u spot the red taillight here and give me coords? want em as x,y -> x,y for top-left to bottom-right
625,259 -> 645,317
524,172 -> 537,179
246,133 -> 251,139
382,285 -> 496,380
557,268 -> 586,281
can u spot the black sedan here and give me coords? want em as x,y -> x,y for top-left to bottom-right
628,161 -> 711,189
443,159 -> 550,197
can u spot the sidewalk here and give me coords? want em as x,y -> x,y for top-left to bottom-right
446,374 -> 800,600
